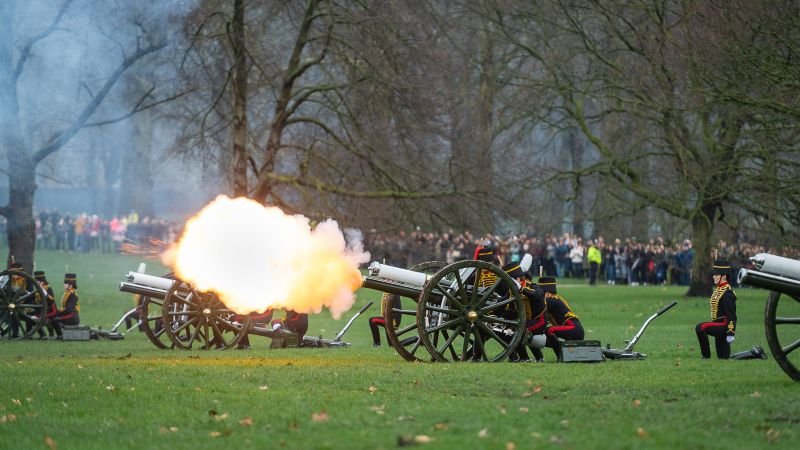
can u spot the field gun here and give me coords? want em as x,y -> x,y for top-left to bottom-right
738,253 -> 800,381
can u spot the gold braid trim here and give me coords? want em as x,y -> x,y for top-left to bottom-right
478,270 -> 498,288
709,284 -> 729,320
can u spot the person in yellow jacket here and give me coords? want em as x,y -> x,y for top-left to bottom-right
587,240 -> 602,286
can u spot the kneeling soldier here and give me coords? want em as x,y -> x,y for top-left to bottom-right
695,259 -> 736,359
539,276 -> 584,361
368,294 -> 402,347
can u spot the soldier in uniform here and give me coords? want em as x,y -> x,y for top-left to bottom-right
33,270 -> 58,339
539,276 -> 584,361
6,262 -> 27,338
368,294 -> 402,347
236,309 -> 273,349
52,273 -> 80,338
473,244 -> 502,288
500,259 -> 545,362
695,259 -> 737,359
271,309 -> 309,343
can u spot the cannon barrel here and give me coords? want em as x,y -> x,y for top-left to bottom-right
360,262 -> 468,299
738,268 -> 800,297
748,253 -> 800,280
118,272 -> 175,299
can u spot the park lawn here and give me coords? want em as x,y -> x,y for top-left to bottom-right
1,250 -> 798,450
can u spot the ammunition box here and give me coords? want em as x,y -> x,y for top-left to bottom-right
561,340 -> 604,362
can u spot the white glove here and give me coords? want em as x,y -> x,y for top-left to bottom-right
726,335 -> 734,343
272,322 -> 282,332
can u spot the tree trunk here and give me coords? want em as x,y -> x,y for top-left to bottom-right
230,0 -> 248,197
6,157 -> 37,273
686,202 -> 718,297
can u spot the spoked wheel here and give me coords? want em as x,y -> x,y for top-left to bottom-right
0,271 -> 47,340
383,261 -> 446,362
416,260 -> 525,362
137,273 -> 175,349
161,282 -> 250,350
765,291 -> 800,381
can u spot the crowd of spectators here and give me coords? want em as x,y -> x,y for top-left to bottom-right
21,210 -> 180,253
364,230 -> 799,287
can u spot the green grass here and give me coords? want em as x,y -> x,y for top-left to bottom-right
1,250 -> 798,450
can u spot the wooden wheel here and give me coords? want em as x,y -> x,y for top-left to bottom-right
161,282 -> 250,350
765,291 -> 800,381
383,261 -> 446,362
416,260 -> 525,362
0,271 -> 47,340
136,273 -> 175,349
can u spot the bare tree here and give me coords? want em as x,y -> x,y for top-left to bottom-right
0,0 -> 165,270
492,0 -> 800,295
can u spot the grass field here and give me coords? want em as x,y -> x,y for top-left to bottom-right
1,250 -> 798,450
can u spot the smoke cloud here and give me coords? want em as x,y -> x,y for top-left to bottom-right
161,195 -> 370,319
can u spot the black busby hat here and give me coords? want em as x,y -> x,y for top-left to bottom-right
34,270 -> 48,283
537,276 -> 557,294
474,245 -> 500,263
712,259 -> 731,276
9,262 -> 23,271
502,261 -> 525,279
64,273 -> 78,289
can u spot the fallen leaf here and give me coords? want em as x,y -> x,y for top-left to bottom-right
169,427 -> 178,432
632,399 -> 641,407
44,436 -> 57,450
213,413 -> 229,422
208,409 -> 218,416
636,427 -> 649,438
259,385 -> 269,391
549,435 -> 563,444
519,407 -> 529,413
533,386 -> 542,393
194,387 -> 202,392
478,428 -> 489,438
159,427 -> 169,435
526,379 -> 533,386
434,422 -> 448,430
531,432 -> 541,439
414,435 -> 433,444
209,431 -> 222,438
105,385 -> 117,392
76,364 -> 84,369
11,399 -> 21,406
370,405 -> 385,415
1,414 -> 17,423
751,391 -> 762,398
368,386 -> 378,394
674,358 -> 682,367
560,419 -> 570,427
498,406 -> 507,415
521,392 -> 532,398
239,416 -> 253,427
26,398 -> 32,403
506,442 -> 516,450
312,410 -> 329,423
766,428 -> 780,443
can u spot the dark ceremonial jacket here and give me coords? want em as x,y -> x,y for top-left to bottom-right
523,284 -> 547,333
381,294 -> 402,327
58,289 -> 80,322
709,282 -> 736,336
42,286 -> 57,318
545,293 -> 579,326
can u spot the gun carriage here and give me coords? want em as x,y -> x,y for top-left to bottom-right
738,253 -> 800,381
0,270 -> 48,340
362,259 -> 527,362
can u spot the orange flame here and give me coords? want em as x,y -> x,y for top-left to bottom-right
161,195 -> 369,318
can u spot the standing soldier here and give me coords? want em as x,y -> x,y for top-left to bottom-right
52,273 -> 80,338
695,259 -> 736,359
539,276 -> 585,361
